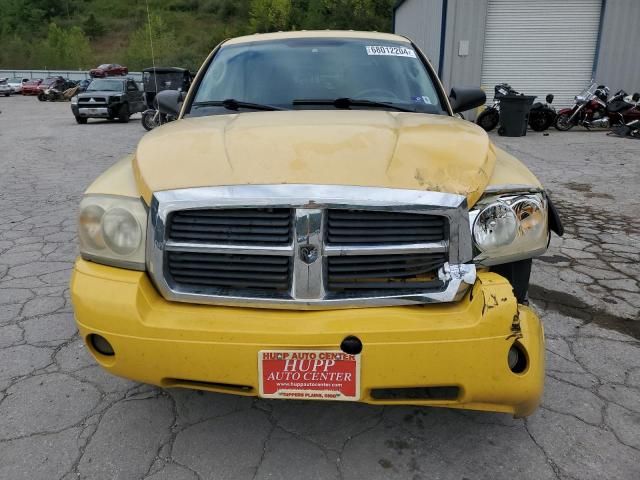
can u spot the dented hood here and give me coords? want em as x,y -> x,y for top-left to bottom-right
134,110 -> 495,206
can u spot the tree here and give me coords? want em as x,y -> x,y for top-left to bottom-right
35,23 -> 92,69
83,13 -> 105,40
249,0 -> 292,33
125,15 -> 180,70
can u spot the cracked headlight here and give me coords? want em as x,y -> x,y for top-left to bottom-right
78,195 -> 147,270
469,192 -> 549,266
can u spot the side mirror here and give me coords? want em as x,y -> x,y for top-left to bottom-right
545,94 -> 554,104
156,90 -> 185,116
448,87 -> 486,113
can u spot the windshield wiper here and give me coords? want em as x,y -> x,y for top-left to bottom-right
292,97 -> 415,113
192,99 -> 284,111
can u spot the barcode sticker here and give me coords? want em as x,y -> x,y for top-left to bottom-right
366,46 -> 417,58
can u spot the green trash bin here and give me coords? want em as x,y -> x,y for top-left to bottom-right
498,94 -> 536,137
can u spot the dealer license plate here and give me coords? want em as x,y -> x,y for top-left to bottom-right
258,350 -> 360,401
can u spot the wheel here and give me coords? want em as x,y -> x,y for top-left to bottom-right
4,93 -> 9,97
554,112 -> 574,131
476,108 -> 500,132
141,110 -> 159,131
37,93 -> 46,101
529,112 -> 551,132
75,116 -> 87,124
117,104 -> 130,123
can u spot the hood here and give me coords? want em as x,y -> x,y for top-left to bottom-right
134,110 -> 495,206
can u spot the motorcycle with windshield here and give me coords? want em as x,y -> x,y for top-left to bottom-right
555,83 -> 640,130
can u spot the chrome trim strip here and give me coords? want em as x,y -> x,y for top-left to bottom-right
164,242 -> 293,256
147,184 -> 474,310
324,241 -> 448,256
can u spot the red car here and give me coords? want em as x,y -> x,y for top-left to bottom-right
89,64 -> 128,78
21,79 -> 43,95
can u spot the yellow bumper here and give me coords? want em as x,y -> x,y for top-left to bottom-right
71,259 -> 544,417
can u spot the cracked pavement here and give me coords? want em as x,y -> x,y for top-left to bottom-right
0,96 -> 639,480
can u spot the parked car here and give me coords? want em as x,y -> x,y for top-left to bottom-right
6,77 -> 28,94
89,64 -> 128,78
0,79 -> 12,96
21,79 -> 43,95
71,31 -> 563,417
71,77 -> 144,123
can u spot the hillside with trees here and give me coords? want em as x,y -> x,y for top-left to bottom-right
0,0 -> 395,71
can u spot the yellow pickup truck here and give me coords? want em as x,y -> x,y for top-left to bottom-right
71,31 -> 562,417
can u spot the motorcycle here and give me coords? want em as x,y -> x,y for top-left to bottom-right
476,83 -> 515,132
141,108 -> 176,131
555,83 -> 640,130
477,83 -> 555,132
528,94 -> 556,132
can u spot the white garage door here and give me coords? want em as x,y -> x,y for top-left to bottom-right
481,0 -> 602,107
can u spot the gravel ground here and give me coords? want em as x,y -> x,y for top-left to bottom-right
0,95 -> 638,480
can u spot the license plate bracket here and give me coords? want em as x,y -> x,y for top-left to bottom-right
258,350 -> 360,401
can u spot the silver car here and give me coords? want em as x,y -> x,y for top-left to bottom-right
6,77 -> 26,94
0,79 -> 13,97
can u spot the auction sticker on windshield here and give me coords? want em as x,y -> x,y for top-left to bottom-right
259,350 -> 360,401
366,45 -> 416,58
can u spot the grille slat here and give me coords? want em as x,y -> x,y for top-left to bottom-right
327,209 -> 446,245
168,208 -> 292,245
167,251 -> 291,292
327,253 -> 447,292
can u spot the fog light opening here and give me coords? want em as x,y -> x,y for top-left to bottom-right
89,334 -> 115,357
508,342 -> 527,374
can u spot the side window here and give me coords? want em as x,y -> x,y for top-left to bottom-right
127,81 -> 138,92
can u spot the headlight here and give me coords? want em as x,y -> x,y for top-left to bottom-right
78,195 -> 147,270
469,192 -> 548,266
71,96 -> 78,104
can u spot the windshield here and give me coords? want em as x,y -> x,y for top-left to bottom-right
87,79 -> 123,92
97,64 -> 111,69
143,72 -> 186,92
189,38 -> 445,116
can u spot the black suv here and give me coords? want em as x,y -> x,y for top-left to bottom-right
71,78 -> 144,124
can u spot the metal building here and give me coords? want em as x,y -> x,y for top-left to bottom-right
394,0 -> 640,108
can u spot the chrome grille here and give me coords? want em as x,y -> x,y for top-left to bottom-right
327,209 -> 446,244
168,208 -> 292,245
147,185 -> 475,310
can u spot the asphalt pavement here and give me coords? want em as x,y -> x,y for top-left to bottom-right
0,95 -> 638,480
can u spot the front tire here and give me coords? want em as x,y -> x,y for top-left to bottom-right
554,112 -> 574,131
141,110 -> 159,131
529,112 -> 552,132
117,104 -> 130,123
75,116 -> 87,124
37,93 -> 46,101
476,108 -> 500,132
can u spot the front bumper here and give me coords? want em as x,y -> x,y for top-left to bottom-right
71,259 -> 544,417
72,105 -> 112,118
